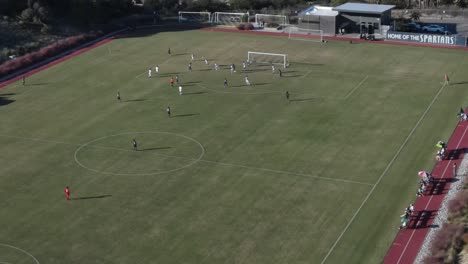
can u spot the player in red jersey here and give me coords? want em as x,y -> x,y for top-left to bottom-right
64,186 -> 70,200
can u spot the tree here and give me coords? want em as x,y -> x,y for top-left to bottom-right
410,10 -> 421,20
456,0 -> 467,7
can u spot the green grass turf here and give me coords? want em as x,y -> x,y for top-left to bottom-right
1,28 -> 468,264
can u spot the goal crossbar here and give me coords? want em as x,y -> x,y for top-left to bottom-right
255,14 -> 288,25
247,51 -> 288,68
178,11 -> 211,23
288,27 -> 323,42
213,12 -> 249,24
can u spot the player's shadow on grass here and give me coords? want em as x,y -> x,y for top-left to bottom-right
71,195 -> 112,200
159,73 -> 180,77
172,113 -> 200,118
283,75 -> 303,78
184,91 -> 207,95
290,97 -> 321,102
27,82 -> 48,86
139,146 -> 171,151
125,99 -> 146,102
0,93 -> 15,107
452,81 -> 468,85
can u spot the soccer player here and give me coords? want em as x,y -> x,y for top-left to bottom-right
204,58 -> 208,65
148,68 -> 152,78
272,64 -> 276,73
279,69 -> 282,77
230,64 -> 235,75
245,76 -> 251,86
168,48 -> 171,55
444,74 -> 450,85
170,77 -> 174,87
188,62 -> 192,72
117,91 -> 121,102
64,186 -> 70,200
285,91 -> 290,101
155,65 -> 159,74
133,139 -> 138,151
166,106 -> 171,117
179,86 -> 183,95
176,75 -> 179,84
224,78 -> 228,88
191,53 -> 195,61
242,61 -> 246,71
214,63 -> 219,71
22,76 -> 26,86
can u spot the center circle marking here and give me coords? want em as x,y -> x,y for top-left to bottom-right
74,131 -> 205,176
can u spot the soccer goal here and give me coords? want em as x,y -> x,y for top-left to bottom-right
178,11 -> 211,23
213,12 -> 248,25
247,51 -> 288,68
288,27 -> 323,43
255,14 -> 288,27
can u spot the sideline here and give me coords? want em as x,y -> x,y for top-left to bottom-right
320,82 -> 448,264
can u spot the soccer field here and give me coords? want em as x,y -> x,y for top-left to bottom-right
1,28 -> 468,264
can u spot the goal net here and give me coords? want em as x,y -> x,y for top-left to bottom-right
255,14 -> 288,27
288,27 -> 323,43
247,51 -> 288,68
213,12 -> 248,26
178,12 -> 211,23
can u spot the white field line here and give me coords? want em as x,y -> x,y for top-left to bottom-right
0,243 -> 40,264
396,124 -> 468,264
0,133 -> 373,186
344,75 -> 369,99
320,82 -> 448,264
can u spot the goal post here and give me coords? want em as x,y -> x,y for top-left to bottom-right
178,11 -> 211,23
247,51 -> 288,68
213,12 -> 249,25
255,14 -> 288,26
288,27 -> 323,43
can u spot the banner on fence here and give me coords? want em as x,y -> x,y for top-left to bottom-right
386,31 -> 466,46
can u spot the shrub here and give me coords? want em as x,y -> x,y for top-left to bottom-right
0,31 -> 102,77
245,23 -> 254,30
423,223 -> 465,264
265,22 -> 279,28
448,190 -> 468,218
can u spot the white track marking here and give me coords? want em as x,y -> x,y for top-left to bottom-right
0,244 -> 40,264
0,133 -> 372,185
344,75 -> 368,99
320,82 -> 448,264
396,124 -> 468,264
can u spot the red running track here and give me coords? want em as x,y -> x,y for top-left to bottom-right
0,38 -> 114,89
383,120 -> 468,264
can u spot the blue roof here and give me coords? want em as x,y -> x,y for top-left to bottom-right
333,3 -> 395,14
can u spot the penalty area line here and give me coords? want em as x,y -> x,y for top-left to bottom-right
320,82 -> 448,264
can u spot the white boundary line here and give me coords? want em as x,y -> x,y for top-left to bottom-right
0,243 -> 40,264
344,75 -> 369,99
0,133 -> 372,186
320,82 -> 448,264
395,124 -> 468,264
